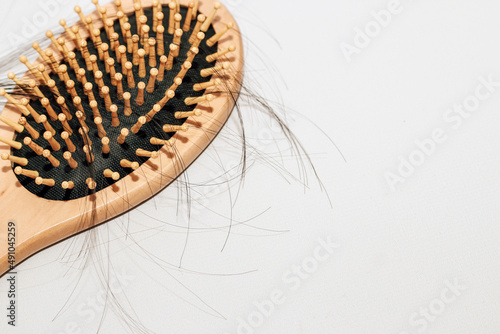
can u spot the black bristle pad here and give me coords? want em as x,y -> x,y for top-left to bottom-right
13,6 -> 218,201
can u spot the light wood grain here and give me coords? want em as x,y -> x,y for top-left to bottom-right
0,0 -> 243,277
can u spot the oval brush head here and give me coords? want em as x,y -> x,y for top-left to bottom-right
0,0 -> 243,276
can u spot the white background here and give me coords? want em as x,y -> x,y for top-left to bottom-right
1,0 -> 500,333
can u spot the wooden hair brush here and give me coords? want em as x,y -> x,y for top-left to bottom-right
0,0 -> 243,277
